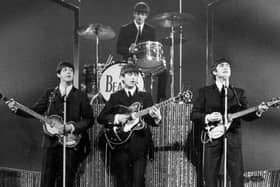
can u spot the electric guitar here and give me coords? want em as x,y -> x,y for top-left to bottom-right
205,98 -> 280,141
0,93 -> 81,147
103,90 -> 192,149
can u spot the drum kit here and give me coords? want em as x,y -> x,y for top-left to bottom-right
78,12 -> 193,102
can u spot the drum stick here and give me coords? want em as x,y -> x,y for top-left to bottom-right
105,54 -> 113,65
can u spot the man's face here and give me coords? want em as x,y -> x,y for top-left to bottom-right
133,12 -> 148,25
57,66 -> 74,83
213,62 -> 231,79
122,72 -> 139,89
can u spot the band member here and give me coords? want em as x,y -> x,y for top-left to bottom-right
117,2 -> 154,60
190,58 -> 268,187
116,1 -> 168,101
6,61 -> 94,187
97,63 -> 162,187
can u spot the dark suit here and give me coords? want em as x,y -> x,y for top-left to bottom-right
117,22 -> 155,60
97,89 -> 158,187
190,84 -> 259,187
17,87 -> 94,187
116,22 -> 168,101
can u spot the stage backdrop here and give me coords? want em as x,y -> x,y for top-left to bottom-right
0,0 -> 279,172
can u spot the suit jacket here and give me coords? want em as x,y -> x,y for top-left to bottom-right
190,84 -> 258,133
17,87 -> 94,150
97,88 -> 158,159
116,22 -> 156,60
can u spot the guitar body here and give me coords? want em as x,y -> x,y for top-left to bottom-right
104,102 -> 146,149
43,115 -> 81,148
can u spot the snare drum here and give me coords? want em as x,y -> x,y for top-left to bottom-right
99,62 -> 144,101
135,41 -> 165,72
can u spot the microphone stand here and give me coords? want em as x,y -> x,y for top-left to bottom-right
62,89 -> 67,187
223,78 -> 229,187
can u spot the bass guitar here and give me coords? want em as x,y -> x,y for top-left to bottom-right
103,90 -> 192,149
205,97 -> 280,141
0,93 -> 81,148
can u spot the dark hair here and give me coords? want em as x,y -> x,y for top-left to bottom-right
134,2 -> 150,14
120,63 -> 141,76
56,61 -> 74,74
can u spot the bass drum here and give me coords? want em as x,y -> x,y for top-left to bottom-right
99,62 -> 144,101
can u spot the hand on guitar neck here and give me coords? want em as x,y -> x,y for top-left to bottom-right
6,99 -> 18,113
148,106 -> 162,124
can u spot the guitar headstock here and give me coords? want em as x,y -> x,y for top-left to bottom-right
0,93 -> 8,102
175,90 -> 193,103
266,97 -> 280,108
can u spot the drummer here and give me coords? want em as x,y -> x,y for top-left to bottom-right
117,1 -> 154,60
116,1 -> 168,102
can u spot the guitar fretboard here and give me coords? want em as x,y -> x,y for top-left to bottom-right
230,106 -> 258,120
135,96 -> 177,118
14,102 -> 48,122
229,99 -> 279,120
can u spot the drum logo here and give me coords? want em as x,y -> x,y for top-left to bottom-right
99,63 -> 144,101
105,75 -> 122,92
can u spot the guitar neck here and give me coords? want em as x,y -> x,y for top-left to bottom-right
14,102 -> 48,123
0,93 -> 47,123
135,97 -> 176,118
229,106 -> 259,120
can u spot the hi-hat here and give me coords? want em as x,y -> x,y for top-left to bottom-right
150,12 -> 193,28
160,36 -> 186,46
78,23 -> 116,40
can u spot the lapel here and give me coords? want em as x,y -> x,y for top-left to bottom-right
210,84 -> 234,99
131,22 -> 138,32
52,86 -> 76,102
67,87 -> 76,99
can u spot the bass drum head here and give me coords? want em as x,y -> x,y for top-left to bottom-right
99,62 -> 144,101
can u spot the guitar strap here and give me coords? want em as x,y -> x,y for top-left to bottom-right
46,87 -> 58,116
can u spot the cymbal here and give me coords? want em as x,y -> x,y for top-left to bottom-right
160,36 -> 186,46
150,12 -> 193,28
78,23 -> 116,40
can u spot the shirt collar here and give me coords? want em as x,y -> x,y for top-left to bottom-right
124,86 -> 137,97
134,20 -> 144,32
59,84 -> 73,97
215,80 -> 223,92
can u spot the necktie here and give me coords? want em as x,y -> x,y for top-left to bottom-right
128,91 -> 132,98
220,86 -> 225,96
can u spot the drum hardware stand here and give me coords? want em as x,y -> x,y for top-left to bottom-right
89,54 -> 113,106
94,26 -> 101,96
89,25 -> 102,104
169,26 -> 175,98
78,23 -> 115,104
179,0 -> 183,93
